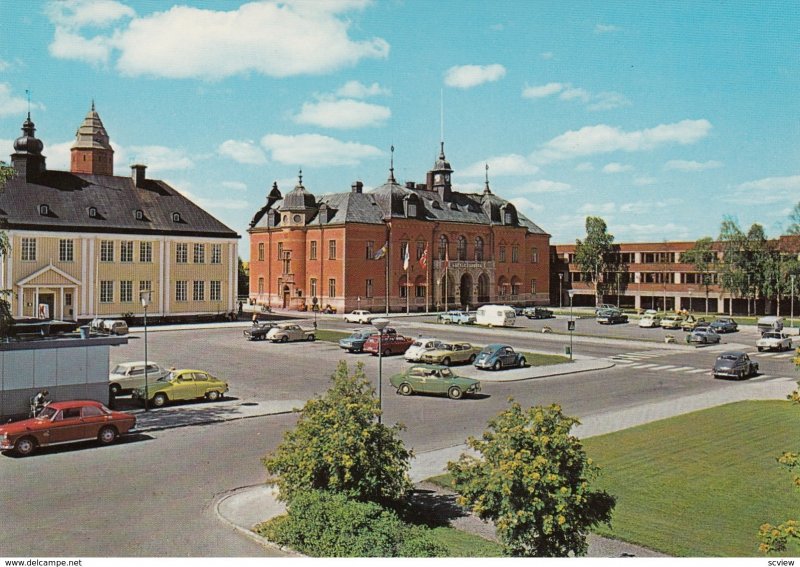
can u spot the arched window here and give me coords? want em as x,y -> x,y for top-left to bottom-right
457,236 -> 467,261
438,235 -> 449,260
258,277 -> 264,294
474,237 -> 484,261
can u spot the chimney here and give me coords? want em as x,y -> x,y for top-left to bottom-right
405,181 -> 415,189
131,164 -> 147,187
351,181 -> 363,193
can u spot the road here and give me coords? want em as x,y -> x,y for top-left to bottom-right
2,316 -> 796,556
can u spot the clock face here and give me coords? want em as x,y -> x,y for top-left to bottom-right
434,174 -> 442,183
293,214 -> 302,223
444,174 -> 450,182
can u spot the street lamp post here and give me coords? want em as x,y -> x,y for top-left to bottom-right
688,289 -> 693,313
139,290 -> 152,412
567,289 -> 575,361
558,273 -> 563,309
372,318 -> 389,424
791,274 -> 796,330
312,296 -> 318,329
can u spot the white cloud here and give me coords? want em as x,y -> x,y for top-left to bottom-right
522,82 -> 565,98
335,80 -> 390,98
41,140 -> 74,171
261,133 -> 382,166
595,23 -> 620,33
453,182 -> 484,193
633,176 -> 657,186
221,181 -> 248,192
48,2 -> 389,80
218,139 -> 267,165
523,82 -> 629,111
618,198 -> 681,214
614,223 -> 690,241
174,182 -> 249,211
730,175 -> 800,204
294,98 -> 390,129
579,202 -> 616,214
603,162 -> 634,174
0,83 -> 42,118
444,64 -> 506,89
462,154 -> 539,177
587,92 -> 632,111
510,197 -> 544,213
124,145 -> 195,172
559,87 -> 591,102
514,179 -> 572,193
533,119 -> 713,163
45,0 -> 135,28
664,159 -> 723,171
0,59 -> 10,72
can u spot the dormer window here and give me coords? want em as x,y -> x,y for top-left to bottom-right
38,204 -> 49,216
172,212 -> 181,223
135,209 -> 144,221
407,203 -> 417,217
88,207 -> 97,218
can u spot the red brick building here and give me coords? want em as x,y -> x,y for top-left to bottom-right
247,145 -> 551,313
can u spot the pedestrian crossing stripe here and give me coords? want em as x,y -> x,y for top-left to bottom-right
649,365 -> 677,371
668,366 -> 696,372
687,368 -> 709,374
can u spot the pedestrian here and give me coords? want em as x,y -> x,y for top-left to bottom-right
252,311 -> 259,325
238,300 -> 243,316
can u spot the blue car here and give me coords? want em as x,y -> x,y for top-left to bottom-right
710,318 -> 738,333
338,328 -> 394,353
473,344 -> 526,371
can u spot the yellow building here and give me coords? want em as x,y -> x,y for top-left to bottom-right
2,106 -> 239,321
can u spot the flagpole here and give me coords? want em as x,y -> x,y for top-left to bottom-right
425,242 -> 430,314
385,240 -> 389,315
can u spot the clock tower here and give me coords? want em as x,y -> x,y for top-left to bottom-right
428,141 -> 453,202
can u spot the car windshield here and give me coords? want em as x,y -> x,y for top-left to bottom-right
439,368 -> 453,378
112,364 -> 130,374
158,372 -> 177,382
718,355 -> 738,361
39,407 -> 57,420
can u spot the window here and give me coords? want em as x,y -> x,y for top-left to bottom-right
310,278 -> 317,298
277,242 -> 283,260
100,240 -> 114,262
310,241 -> 317,260
504,211 -> 512,224
120,241 -> 134,263
211,244 -> 222,264
88,207 -> 97,218
38,204 -> 49,215
100,281 -> 114,303
210,280 -> 222,301
438,235 -> 449,260
400,276 -> 408,298
257,277 -> 264,294
176,243 -> 188,263
328,240 -> 337,260
120,281 -> 133,302
59,239 -> 73,262
531,247 -> 539,263
499,245 -> 506,263
193,243 -> 205,263
281,250 -> 291,274
511,245 -> 519,263
457,236 -> 467,261
416,241 -> 425,260
140,241 -> 153,263
258,243 -> 265,262
172,212 -> 181,223
531,279 -> 537,295
415,281 -> 426,298
328,278 -> 336,298
65,293 -> 72,306
475,237 -> 484,261
139,280 -> 152,298
407,202 -> 417,217
366,279 -> 373,298
175,281 -> 187,302
193,280 -> 205,301
366,241 -> 374,259
134,209 -> 144,220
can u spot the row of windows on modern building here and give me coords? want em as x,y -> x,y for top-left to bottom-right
559,251 -> 711,265
257,238 -> 541,264
568,271 -> 720,284
97,279 -> 225,303
19,238 -> 224,264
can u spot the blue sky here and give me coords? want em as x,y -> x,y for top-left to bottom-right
1,1 -> 798,258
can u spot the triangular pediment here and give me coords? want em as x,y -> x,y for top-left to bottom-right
17,264 -> 82,287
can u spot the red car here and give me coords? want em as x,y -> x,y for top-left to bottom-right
363,334 -> 414,356
0,400 -> 136,457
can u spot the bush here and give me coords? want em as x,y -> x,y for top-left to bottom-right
257,489 -> 445,557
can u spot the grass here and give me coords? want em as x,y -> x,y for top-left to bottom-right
520,352 -> 572,366
314,329 -> 351,343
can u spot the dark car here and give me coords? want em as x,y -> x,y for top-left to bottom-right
710,318 -> 738,333
524,307 -> 554,319
338,328 -> 396,353
243,321 -> 277,341
473,344 -> 526,371
713,351 -> 758,380
363,333 -> 414,356
596,309 -> 628,325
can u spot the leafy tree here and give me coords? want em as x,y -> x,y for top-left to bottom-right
263,360 -> 412,508
680,237 -> 717,314
0,163 -> 13,337
237,256 -> 249,296
717,217 -> 748,315
787,202 -> 800,235
447,401 -> 616,557
574,217 -> 618,307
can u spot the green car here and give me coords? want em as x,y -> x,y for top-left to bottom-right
389,364 -> 481,400
419,342 -> 479,366
131,369 -> 229,408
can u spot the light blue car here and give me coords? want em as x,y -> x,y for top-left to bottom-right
438,310 -> 476,325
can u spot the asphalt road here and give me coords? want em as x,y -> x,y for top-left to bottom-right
2,317 -> 796,557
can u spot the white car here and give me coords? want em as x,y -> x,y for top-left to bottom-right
404,338 -> 444,362
343,310 -> 374,324
109,361 -> 169,395
638,312 -> 662,328
756,332 -> 793,352
266,323 -> 315,343
660,315 -> 684,329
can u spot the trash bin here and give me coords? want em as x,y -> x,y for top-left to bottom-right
79,325 -> 90,339
564,346 -> 571,356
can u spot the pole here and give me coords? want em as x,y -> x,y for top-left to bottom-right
569,293 -> 574,361
385,241 -> 389,315
377,332 -> 383,424
792,274 -> 795,329
426,242 -> 430,314
143,304 -> 149,412
558,273 -> 563,309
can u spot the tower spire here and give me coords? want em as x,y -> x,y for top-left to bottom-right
483,163 -> 492,195
388,145 -> 396,182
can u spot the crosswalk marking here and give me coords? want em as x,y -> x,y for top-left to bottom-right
668,366 -> 696,372
688,368 -> 709,374
633,363 -> 659,369
649,365 -> 676,371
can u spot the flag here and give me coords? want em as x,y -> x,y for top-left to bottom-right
419,244 -> 428,270
373,242 -> 387,260
403,243 -> 410,271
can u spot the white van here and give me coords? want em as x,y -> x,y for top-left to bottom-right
475,305 -> 516,327
757,316 -> 784,334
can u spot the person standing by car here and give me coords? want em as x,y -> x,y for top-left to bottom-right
30,389 -> 50,417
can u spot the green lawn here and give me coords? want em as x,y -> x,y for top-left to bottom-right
427,526 -> 502,557
314,329 -> 350,343
583,400 -> 800,557
520,352 -> 572,366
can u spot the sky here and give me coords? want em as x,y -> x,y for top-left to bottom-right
0,0 -> 798,259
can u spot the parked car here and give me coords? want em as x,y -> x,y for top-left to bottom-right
710,318 -> 738,333
131,369 -> 229,408
266,322 -> 315,343
389,364 -> 481,400
420,342 -> 480,366
660,314 -> 684,329
524,307 -> 554,319
343,310 -> 374,324
638,312 -> 662,328
339,328 -> 395,353
693,320 -> 712,332
363,333 -> 414,356
595,303 -> 617,314
100,319 -> 129,335
756,332 -> 793,352
242,321 -> 277,341
404,338 -> 444,362
108,361 -> 170,395
596,309 -> 628,325
0,400 -> 136,457
687,328 -> 721,344
713,351 -> 759,380
438,310 -> 475,324
473,344 -> 526,370
757,316 -> 784,334
681,316 -> 707,331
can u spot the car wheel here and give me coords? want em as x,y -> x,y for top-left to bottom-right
383,349 -> 391,357
468,354 -> 476,363
153,393 -> 168,408
307,334 -> 315,341
207,390 -> 220,402
442,357 -> 451,366
518,357 -> 526,368
398,383 -> 413,396
281,335 -> 289,343
109,383 -> 121,396
448,386 -> 463,400
97,425 -> 118,445
493,360 -> 501,371
757,347 -> 763,352
14,436 -> 36,457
